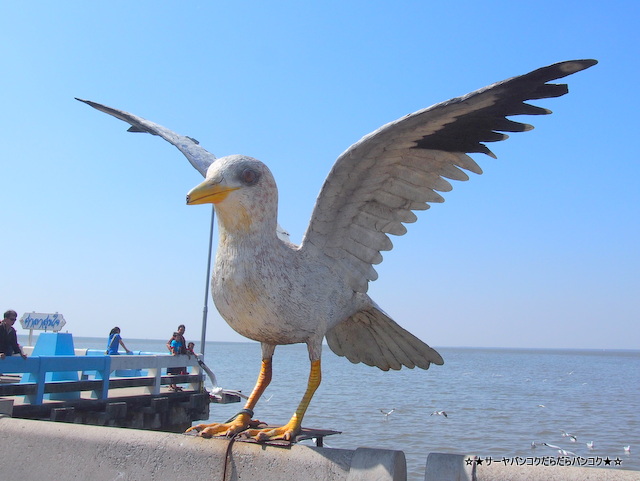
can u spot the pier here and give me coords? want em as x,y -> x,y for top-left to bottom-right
0,333 -> 240,432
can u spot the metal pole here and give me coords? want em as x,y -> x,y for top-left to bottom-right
199,205 -> 215,356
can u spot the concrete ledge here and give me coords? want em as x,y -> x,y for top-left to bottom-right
0,397 -> 14,415
4,417 -> 636,481
348,447 -> 406,481
425,453 -> 639,481
0,416 -> 405,481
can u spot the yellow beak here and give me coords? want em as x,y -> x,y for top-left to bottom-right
186,179 -> 240,205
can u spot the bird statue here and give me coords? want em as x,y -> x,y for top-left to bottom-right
77,58 -> 596,442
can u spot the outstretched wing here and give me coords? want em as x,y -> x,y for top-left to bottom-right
77,98 -> 293,242
301,59 -> 597,292
75,98 -> 215,176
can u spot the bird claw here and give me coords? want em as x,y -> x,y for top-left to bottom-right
243,423 -> 300,442
186,421 -> 245,438
185,415 -> 267,438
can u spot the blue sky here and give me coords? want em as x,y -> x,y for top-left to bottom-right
1,2 -> 638,349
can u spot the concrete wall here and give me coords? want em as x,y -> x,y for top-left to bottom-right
1,417 -> 638,481
0,416 -> 406,481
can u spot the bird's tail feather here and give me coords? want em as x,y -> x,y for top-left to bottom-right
326,306 -> 443,371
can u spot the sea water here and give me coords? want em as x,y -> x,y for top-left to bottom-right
24,336 -> 640,479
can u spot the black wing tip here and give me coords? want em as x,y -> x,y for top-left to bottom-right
535,59 -> 598,82
561,59 -> 598,72
75,97 -> 109,111
75,97 -> 156,136
75,97 -> 112,113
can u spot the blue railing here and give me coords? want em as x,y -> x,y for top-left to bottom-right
0,353 -> 203,405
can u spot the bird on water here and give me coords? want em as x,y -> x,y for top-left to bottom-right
78,58 -> 597,442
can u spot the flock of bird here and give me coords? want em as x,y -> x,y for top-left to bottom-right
378,408 -> 449,420
380,404 -> 632,460
531,431 -> 631,457
79,59 -> 597,442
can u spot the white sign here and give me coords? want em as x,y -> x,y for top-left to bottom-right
19,312 -> 66,332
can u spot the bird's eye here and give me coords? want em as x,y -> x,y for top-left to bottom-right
240,168 -> 260,185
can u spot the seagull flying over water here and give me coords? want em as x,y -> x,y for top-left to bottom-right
430,410 -> 448,418
543,443 -> 577,457
380,409 -> 396,420
78,59 -> 596,442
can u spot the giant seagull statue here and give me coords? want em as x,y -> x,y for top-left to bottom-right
78,58 -> 596,441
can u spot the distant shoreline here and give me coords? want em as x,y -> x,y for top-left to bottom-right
16,334 -> 639,353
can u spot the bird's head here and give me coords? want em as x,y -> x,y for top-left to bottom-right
186,155 -> 278,235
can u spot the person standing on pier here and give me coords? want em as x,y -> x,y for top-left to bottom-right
106,327 -> 132,355
0,310 -> 27,360
186,341 -> 195,358
167,329 -> 187,391
166,324 -> 187,354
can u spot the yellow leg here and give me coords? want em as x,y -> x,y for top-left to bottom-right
186,359 -> 272,437
244,358 -> 273,410
247,359 -> 321,441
